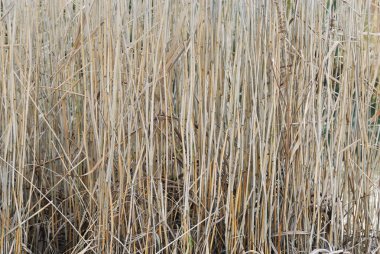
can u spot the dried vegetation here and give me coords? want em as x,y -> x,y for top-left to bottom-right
1,0 -> 380,253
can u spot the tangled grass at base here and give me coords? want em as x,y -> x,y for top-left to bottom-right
1,0 -> 380,253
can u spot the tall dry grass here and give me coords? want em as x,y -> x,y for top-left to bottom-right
1,0 -> 380,253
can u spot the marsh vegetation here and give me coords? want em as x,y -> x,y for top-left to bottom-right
1,0 -> 380,253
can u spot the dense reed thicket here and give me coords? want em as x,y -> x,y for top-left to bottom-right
1,0 -> 380,253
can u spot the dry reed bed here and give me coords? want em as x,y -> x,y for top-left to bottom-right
1,0 -> 380,253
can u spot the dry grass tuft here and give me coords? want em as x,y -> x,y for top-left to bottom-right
1,0 -> 380,253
